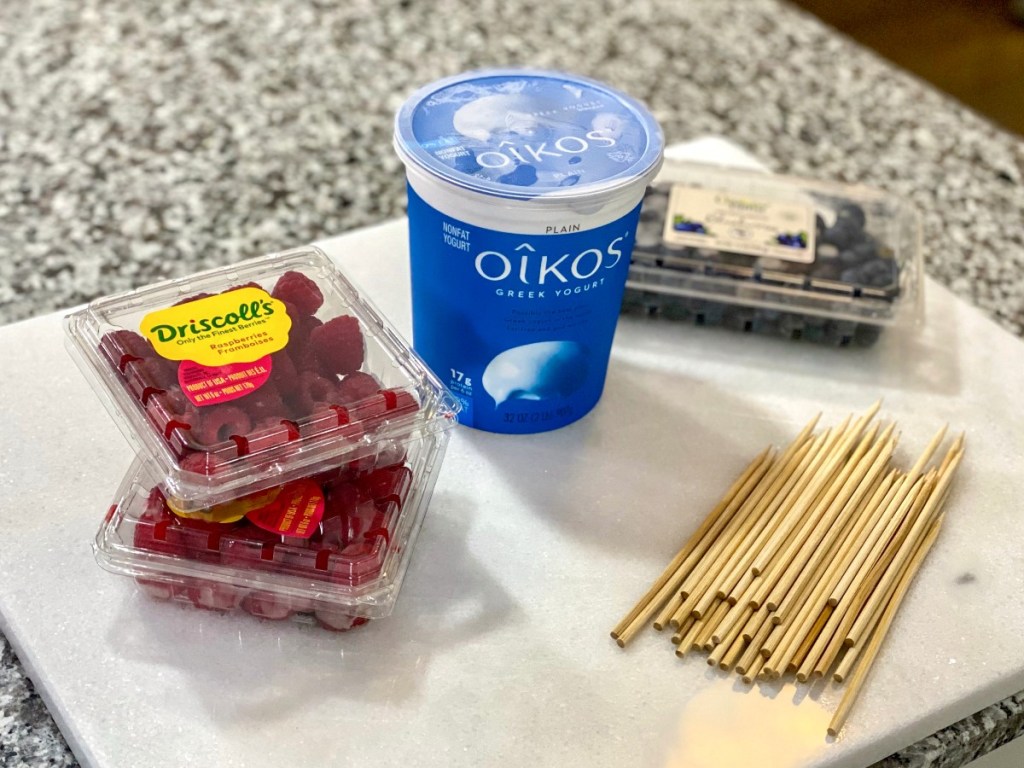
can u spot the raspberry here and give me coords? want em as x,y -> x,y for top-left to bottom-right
336,371 -> 381,403
241,384 -> 288,422
288,370 -> 340,415
194,405 -> 252,446
272,271 -> 324,316
299,406 -> 365,442
266,349 -> 301,396
145,390 -> 196,455
132,491 -> 182,557
314,607 -> 368,632
282,308 -> 323,371
359,465 -> 412,508
188,580 -> 245,612
180,450 -> 226,476
310,315 -> 364,376
241,592 -> 295,621
124,357 -> 179,403
99,330 -> 154,374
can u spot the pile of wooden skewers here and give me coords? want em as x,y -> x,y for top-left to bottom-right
611,402 -> 965,737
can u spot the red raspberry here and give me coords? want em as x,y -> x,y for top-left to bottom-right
288,370 -> 340,415
132,490 -> 182,556
272,271 -> 324,316
314,607 -> 368,632
336,371 -> 381,403
241,592 -> 295,621
124,357 -> 179,403
282,308 -> 323,371
188,580 -> 245,612
145,390 -> 196,455
311,315 -> 364,376
99,330 -> 154,374
359,465 -> 413,508
266,349 -> 301,396
241,383 -> 288,422
194,405 -> 252,446
180,450 -> 226,476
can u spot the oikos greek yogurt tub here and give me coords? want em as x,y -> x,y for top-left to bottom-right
394,69 -> 664,433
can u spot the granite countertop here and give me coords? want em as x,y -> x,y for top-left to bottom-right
1,0 -> 1023,766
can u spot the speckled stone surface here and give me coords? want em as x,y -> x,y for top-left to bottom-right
1,0 -> 1023,766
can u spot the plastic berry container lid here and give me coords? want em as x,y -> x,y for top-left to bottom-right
65,246 -> 459,512
627,160 -> 924,329
95,420 -> 449,623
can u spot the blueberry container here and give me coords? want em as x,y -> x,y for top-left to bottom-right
65,246 -> 459,512
624,160 -> 923,345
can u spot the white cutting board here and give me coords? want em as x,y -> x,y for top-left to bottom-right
1,148 -> 1023,768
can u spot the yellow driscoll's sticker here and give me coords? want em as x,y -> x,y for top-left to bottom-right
141,288 -> 292,367
166,486 -> 284,524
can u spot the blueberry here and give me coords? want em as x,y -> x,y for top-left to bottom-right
822,219 -> 859,250
860,258 -> 897,287
836,203 -> 867,229
840,266 -> 863,284
839,249 -> 867,267
852,239 -> 879,260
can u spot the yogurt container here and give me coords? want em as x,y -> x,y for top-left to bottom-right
394,69 -> 664,433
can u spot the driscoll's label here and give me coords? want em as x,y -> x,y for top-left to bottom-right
140,287 -> 292,407
408,185 -> 639,433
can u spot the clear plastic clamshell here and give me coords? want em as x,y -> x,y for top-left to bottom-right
625,160 -> 923,346
65,246 -> 459,511
96,422 -> 449,626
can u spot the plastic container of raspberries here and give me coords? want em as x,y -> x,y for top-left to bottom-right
623,160 -> 923,346
95,438 -> 441,627
65,245 -> 459,627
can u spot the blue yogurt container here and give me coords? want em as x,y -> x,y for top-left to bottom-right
394,69 -> 664,433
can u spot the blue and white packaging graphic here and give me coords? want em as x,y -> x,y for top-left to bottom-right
395,70 -> 664,433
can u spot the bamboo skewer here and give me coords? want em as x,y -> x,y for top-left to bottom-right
772,436 -> 895,620
610,406 -> 965,738
765,428 -> 894,613
611,447 -> 774,645
828,516 -> 946,737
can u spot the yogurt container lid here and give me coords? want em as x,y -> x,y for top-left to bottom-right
394,69 -> 664,201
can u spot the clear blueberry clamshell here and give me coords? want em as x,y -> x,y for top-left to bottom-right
625,160 -> 923,346
64,246 -> 459,512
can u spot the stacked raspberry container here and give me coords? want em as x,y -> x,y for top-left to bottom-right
624,160 -> 923,346
65,246 -> 459,630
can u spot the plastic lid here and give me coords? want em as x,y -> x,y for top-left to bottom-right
394,69 -> 664,201
65,246 -> 459,512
